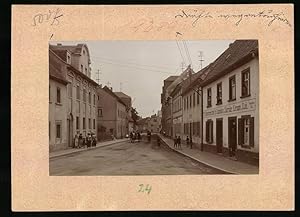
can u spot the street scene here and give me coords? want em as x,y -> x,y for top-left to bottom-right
49,40 -> 259,175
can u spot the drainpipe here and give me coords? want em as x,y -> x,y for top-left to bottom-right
200,87 -> 204,151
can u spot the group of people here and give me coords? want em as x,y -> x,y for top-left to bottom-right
130,131 -> 141,143
173,136 -> 182,149
74,132 -> 97,149
173,135 -> 193,149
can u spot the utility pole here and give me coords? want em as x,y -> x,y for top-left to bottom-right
198,51 -> 204,70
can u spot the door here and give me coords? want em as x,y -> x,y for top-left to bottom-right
216,118 -> 223,153
228,117 -> 237,156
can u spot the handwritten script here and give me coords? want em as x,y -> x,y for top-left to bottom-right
32,8 -> 63,26
175,9 -> 292,27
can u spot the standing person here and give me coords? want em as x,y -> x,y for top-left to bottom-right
137,131 -> 141,142
173,136 -> 177,149
78,133 -> 83,148
186,136 -> 190,148
74,134 -> 79,149
177,136 -> 181,149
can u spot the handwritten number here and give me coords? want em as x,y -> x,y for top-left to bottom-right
138,184 -> 152,195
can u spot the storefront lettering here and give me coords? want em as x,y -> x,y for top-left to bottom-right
204,99 -> 256,116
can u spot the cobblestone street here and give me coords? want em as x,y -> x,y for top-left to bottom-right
50,139 -> 222,175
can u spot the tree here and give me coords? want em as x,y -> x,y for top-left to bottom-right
131,107 -> 139,124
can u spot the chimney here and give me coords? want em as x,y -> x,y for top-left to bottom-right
110,87 -> 113,91
57,43 -> 62,46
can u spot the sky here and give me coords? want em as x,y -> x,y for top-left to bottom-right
53,40 -> 234,118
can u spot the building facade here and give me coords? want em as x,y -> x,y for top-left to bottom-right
49,50 -> 69,152
170,83 -> 183,138
49,43 -> 98,151
97,86 -> 127,139
202,40 -> 259,165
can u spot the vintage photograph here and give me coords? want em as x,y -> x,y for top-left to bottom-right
49,40 -> 259,175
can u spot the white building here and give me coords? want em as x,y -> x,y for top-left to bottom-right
202,40 -> 259,165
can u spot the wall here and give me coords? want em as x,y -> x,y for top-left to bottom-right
116,101 -> 127,138
203,58 -> 259,154
97,88 -> 117,137
49,79 -> 68,151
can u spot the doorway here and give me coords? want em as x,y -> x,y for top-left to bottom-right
67,118 -> 73,147
228,117 -> 237,157
216,118 -> 223,153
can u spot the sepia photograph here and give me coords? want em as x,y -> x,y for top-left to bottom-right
49,40 -> 259,176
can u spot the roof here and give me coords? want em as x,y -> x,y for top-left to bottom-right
50,43 -> 91,63
114,92 -> 131,99
49,49 -> 69,85
165,75 -> 179,81
102,86 -> 127,107
66,64 -> 98,86
201,40 -> 258,86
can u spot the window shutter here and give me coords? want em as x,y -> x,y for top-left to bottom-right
238,118 -> 243,145
206,121 -> 209,142
250,117 -> 254,147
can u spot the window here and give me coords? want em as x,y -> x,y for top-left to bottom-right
56,122 -> 61,139
197,93 -> 200,105
56,87 -> 61,103
193,92 -> 195,107
76,116 -> 79,130
68,84 -> 72,98
83,89 -> 86,102
81,64 -> 83,72
98,108 -> 103,117
229,76 -> 236,100
85,68 -> 87,75
88,118 -> 91,129
216,83 -> 222,105
93,119 -> 95,129
206,120 -> 213,143
83,50 -> 85,55
238,116 -> 254,147
189,95 -> 192,108
93,94 -> 96,105
241,68 -> 250,97
88,92 -> 91,104
98,95 -> 100,101
207,88 -> 212,107
76,85 -> 80,100
83,117 -> 86,129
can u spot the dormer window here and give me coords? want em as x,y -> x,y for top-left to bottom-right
67,54 -> 71,64
83,50 -> 85,55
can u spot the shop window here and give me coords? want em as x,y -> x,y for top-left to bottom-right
207,88 -> 212,107
229,75 -> 236,101
241,68 -> 250,97
206,120 -> 213,143
238,116 -> 254,147
216,83 -> 222,105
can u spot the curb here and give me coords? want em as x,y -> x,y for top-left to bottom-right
50,139 -> 128,159
158,135 -> 237,175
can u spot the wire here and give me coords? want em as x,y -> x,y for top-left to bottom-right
91,55 -> 177,72
176,40 -> 187,66
93,59 -> 172,74
183,40 -> 193,68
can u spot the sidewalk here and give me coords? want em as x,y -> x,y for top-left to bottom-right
50,138 -> 128,159
159,135 -> 259,174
